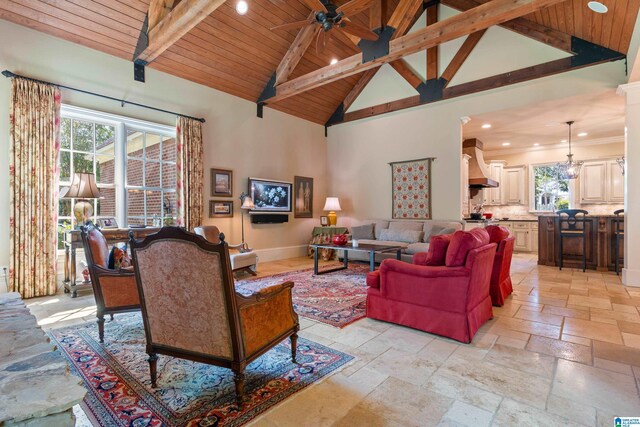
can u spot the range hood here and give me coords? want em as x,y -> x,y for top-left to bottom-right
463,138 -> 499,188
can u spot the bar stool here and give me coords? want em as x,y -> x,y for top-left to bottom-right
557,209 -> 589,272
614,209 -> 624,275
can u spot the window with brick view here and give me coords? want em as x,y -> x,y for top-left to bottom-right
58,106 -> 176,247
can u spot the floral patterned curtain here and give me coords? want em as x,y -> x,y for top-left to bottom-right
176,117 -> 203,231
9,78 -> 61,298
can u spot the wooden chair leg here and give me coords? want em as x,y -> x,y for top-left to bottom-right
148,353 -> 159,388
233,370 -> 246,404
615,234 -> 620,275
559,236 -> 563,271
97,314 -> 105,343
291,333 -> 298,363
582,235 -> 587,272
110,314 -> 114,321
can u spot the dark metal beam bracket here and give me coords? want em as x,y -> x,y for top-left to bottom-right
358,26 -> 395,63
256,72 -> 277,118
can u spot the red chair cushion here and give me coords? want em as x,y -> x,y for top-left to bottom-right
366,270 -> 380,289
485,225 -> 510,243
425,234 -> 452,266
446,228 -> 490,267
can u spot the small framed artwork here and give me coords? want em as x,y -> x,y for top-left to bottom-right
97,217 -> 118,229
320,216 -> 329,226
209,200 -> 234,218
211,168 -> 233,197
294,176 -> 313,218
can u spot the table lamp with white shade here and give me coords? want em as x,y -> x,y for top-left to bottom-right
60,172 -> 102,227
239,192 -> 255,252
323,197 -> 342,226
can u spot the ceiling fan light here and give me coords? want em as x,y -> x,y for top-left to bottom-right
236,0 -> 248,15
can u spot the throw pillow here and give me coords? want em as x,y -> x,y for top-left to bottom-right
108,245 -> 131,270
445,228 -> 490,267
425,234 -> 452,266
426,226 -> 457,242
379,228 -> 424,244
351,223 -> 375,240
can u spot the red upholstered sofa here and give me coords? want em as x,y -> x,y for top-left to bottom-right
365,228 -> 497,343
485,225 -> 515,306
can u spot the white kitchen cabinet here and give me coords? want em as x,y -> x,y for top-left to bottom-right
483,161 -> 506,205
503,166 -> 526,205
580,161 -> 607,203
498,221 -> 537,253
608,159 -> 624,203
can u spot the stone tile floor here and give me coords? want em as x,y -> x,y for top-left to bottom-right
27,253 -> 640,426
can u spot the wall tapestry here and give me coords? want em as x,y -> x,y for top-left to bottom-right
389,158 -> 434,219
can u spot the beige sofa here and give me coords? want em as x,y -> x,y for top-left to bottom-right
343,219 -> 465,263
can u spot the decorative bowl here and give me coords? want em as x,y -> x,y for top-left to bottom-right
470,213 -> 483,220
332,234 -> 348,246
484,213 -> 493,219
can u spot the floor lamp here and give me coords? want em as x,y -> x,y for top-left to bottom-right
239,192 -> 255,252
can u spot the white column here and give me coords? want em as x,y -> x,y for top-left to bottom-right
617,82 -> 640,287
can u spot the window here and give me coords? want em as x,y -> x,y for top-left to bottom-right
57,106 -> 176,248
530,163 -> 570,212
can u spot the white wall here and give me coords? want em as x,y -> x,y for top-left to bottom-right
0,19 -> 327,276
327,6 -> 627,228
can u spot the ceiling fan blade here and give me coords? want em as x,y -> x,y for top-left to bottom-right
301,0 -> 328,12
271,20 -> 314,31
340,20 -> 378,41
316,29 -> 326,54
336,0 -> 374,17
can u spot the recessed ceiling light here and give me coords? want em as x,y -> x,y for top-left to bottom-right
481,123 -> 491,129
578,132 -> 588,137
330,58 -> 338,65
588,1 -> 608,13
533,143 -> 540,146
561,139 -> 568,143
502,142 -> 511,146
236,0 -> 248,15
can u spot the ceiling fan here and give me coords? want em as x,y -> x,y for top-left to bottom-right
271,0 -> 378,54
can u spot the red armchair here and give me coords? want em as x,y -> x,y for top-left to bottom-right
366,229 -> 497,343
484,225 -> 515,306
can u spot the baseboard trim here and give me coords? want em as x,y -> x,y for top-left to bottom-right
622,268 -> 640,287
253,245 -> 307,263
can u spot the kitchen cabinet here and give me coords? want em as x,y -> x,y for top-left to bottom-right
580,161 -> 607,203
498,221 -> 537,253
483,161 -> 506,205
503,166 -> 526,205
608,160 -> 624,203
579,160 -> 624,204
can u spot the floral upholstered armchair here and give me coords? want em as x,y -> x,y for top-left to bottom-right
80,224 -> 140,343
129,226 -> 299,403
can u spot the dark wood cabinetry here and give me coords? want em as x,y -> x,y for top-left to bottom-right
538,215 -> 623,272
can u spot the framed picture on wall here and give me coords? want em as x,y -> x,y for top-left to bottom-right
211,168 -> 233,197
209,200 -> 234,218
294,176 -> 313,218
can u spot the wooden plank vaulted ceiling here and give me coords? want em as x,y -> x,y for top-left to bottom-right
0,0 -> 638,125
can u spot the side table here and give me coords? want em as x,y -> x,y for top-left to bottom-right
308,226 -> 349,261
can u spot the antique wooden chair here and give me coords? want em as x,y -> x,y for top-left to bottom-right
80,224 -> 140,343
129,226 -> 298,403
557,209 -> 589,272
194,225 -> 258,276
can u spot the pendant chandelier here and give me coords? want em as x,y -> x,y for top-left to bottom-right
557,121 -> 584,180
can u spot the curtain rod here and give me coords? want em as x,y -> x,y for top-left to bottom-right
2,70 -> 205,123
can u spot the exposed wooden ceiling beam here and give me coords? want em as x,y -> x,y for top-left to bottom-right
148,0 -> 176,32
340,48 -> 624,123
390,59 -> 423,89
136,0 -> 227,64
440,29 -> 486,85
442,0 -> 572,53
426,3 -> 438,80
275,13 -> 317,85
344,68 -> 380,111
388,0 -> 425,38
266,0 -> 567,104
370,0 -> 382,30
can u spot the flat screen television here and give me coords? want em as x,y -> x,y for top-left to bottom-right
248,178 -> 292,212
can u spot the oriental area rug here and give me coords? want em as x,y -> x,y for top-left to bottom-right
49,313 -> 353,427
235,263 -> 369,328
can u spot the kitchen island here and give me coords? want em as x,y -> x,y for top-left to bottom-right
537,215 -> 623,272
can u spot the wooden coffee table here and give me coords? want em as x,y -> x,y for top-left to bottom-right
310,243 -> 405,275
